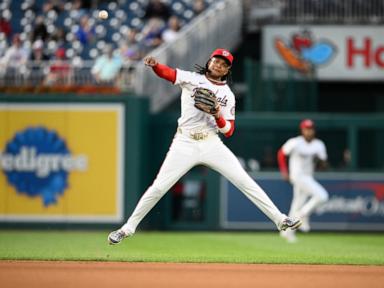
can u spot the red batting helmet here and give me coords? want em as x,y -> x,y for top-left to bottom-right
210,48 -> 234,65
300,119 -> 315,129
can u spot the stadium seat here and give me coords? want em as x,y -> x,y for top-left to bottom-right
3,0 -> 215,62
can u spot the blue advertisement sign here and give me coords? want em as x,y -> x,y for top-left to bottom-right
220,172 -> 384,231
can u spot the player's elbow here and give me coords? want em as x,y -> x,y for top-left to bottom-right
277,148 -> 288,171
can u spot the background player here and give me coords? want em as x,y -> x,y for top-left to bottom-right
108,49 -> 301,244
277,119 -> 329,243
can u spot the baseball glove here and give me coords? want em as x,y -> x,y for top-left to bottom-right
193,88 -> 219,115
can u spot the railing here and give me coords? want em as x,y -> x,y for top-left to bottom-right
248,0 -> 384,24
0,60 -> 136,92
132,0 -> 243,112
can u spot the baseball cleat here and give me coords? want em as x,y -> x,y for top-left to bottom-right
280,230 -> 297,243
298,217 -> 311,232
108,229 -> 129,245
279,217 -> 302,231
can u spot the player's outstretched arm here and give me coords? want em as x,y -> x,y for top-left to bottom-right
316,158 -> 328,171
277,148 -> 290,181
144,56 -> 158,67
144,56 -> 176,83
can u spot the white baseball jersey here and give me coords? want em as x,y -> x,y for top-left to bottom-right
174,69 -> 235,132
282,136 -> 327,181
120,67 -> 290,236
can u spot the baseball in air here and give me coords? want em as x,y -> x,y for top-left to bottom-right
98,10 -> 108,20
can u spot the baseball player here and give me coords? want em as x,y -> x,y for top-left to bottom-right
108,48 -> 301,244
277,119 -> 329,243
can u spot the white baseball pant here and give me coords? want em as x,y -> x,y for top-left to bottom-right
289,176 -> 329,219
121,131 -> 286,235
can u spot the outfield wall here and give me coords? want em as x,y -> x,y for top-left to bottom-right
151,113 -> 384,232
0,95 -> 150,228
0,98 -> 383,231
220,172 -> 384,231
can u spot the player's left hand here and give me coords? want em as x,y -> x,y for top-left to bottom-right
316,159 -> 328,171
193,87 -> 219,116
213,105 -> 221,119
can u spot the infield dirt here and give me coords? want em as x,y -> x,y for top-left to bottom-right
1,261 -> 383,288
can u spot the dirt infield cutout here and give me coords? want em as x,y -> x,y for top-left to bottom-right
1,261 -> 383,288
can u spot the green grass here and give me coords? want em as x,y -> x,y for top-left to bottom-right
0,231 -> 383,265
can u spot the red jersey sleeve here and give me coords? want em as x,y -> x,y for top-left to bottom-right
152,63 -> 176,83
277,148 -> 289,175
216,116 -> 235,138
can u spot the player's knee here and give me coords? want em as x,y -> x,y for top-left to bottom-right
318,191 -> 329,203
323,192 -> 329,202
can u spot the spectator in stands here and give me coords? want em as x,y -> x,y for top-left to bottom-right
0,16 -> 12,40
0,39 -> 8,58
50,27 -> 67,48
70,0 -> 89,19
119,28 -> 142,61
193,0 -> 206,16
162,15 -> 181,43
141,18 -> 164,53
125,28 -> 139,47
73,0 -> 92,10
30,40 -> 50,62
144,0 -> 171,22
91,45 -> 123,84
43,0 -> 65,14
76,15 -> 95,45
31,16 -> 49,43
0,34 -> 29,74
44,47 -> 72,85
29,40 -> 50,84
